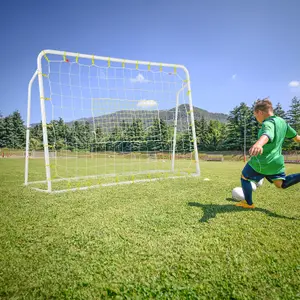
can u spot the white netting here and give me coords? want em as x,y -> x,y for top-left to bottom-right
27,51 -> 200,192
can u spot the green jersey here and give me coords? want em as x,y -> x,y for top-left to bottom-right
249,116 -> 297,175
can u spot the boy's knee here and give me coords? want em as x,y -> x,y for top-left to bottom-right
241,174 -> 248,181
273,180 -> 283,188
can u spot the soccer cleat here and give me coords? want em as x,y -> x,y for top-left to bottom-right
235,200 -> 255,209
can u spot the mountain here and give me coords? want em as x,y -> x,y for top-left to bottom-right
166,105 -> 228,123
73,104 -> 228,128
31,105 -> 228,129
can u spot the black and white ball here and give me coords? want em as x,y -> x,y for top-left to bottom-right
232,182 -> 257,201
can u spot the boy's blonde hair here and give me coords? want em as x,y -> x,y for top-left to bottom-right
254,98 -> 273,113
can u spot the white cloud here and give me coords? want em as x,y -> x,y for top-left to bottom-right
288,81 -> 300,87
130,73 -> 149,83
231,74 -> 237,80
137,100 -> 157,108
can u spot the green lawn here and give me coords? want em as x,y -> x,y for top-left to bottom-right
0,159 -> 300,299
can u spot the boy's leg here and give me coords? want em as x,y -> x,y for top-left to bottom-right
266,173 -> 285,188
267,172 -> 300,189
238,163 -> 264,206
282,173 -> 300,189
241,175 -> 254,205
272,180 -> 283,188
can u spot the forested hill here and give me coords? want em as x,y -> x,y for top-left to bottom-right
73,104 -> 228,127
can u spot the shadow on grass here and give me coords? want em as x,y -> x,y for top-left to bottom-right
188,198 -> 299,223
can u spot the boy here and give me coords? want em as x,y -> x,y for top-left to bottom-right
236,98 -> 300,208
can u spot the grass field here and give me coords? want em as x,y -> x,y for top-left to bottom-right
1,158 -> 300,299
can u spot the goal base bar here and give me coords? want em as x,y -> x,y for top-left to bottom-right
25,172 -> 200,194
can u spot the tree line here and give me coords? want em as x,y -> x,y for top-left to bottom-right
0,97 -> 299,152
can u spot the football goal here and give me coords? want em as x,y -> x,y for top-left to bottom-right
25,50 -> 200,193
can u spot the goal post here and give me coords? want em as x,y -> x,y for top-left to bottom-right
25,49 -> 200,193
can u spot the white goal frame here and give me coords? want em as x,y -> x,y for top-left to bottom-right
24,49 -> 200,193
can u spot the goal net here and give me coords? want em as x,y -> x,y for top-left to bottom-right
25,50 -> 200,193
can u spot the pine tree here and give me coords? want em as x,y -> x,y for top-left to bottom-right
30,137 -> 42,150
0,112 -> 5,148
249,102 -> 260,146
47,120 -> 56,150
130,119 -> 145,152
287,97 -> 300,131
11,111 -> 26,148
147,118 -> 170,152
120,120 -> 130,152
108,125 -> 121,152
156,118 -> 169,151
196,116 -> 209,151
54,117 -> 69,150
206,120 -> 226,151
30,122 -> 43,149
90,126 -> 104,152
274,102 -> 286,119
225,103 -> 252,151
176,131 -> 191,153
0,111 -> 25,149
286,97 -> 300,150
69,121 -> 86,150
82,121 -> 92,151
4,115 -> 15,148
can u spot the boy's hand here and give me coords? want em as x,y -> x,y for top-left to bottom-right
249,135 -> 269,156
293,135 -> 300,143
249,144 -> 263,156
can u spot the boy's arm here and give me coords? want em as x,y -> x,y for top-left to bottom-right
249,135 -> 269,156
250,120 -> 274,156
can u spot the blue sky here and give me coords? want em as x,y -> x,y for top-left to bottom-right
1,0 -> 300,123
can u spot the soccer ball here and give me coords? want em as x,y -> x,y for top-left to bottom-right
250,181 -> 257,191
232,182 -> 257,201
256,178 -> 264,187
232,187 -> 245,201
